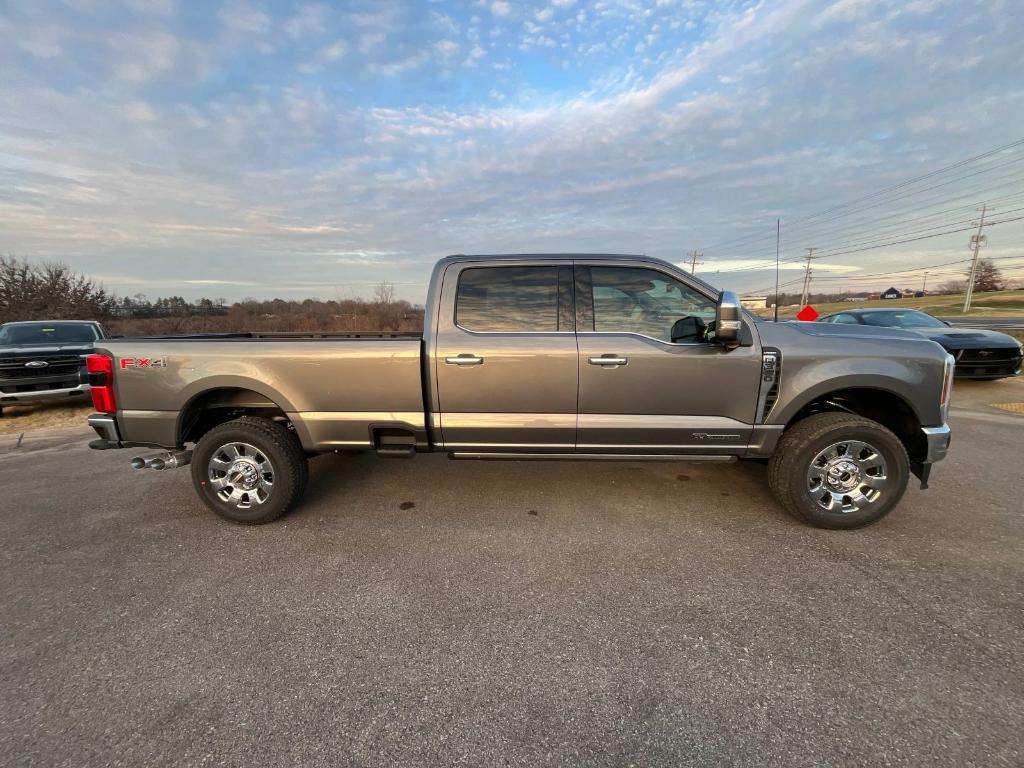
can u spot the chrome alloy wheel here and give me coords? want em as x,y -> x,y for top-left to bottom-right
207,442 -> 275,509
806,440 -> 888,514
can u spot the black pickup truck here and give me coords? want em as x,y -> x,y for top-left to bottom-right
0,320 -> 108,416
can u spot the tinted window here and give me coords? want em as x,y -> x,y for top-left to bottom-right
859,310 -> 947,329
0,322 -> 99,345
830,313 -> 860,325
456,267 -> 560,332
589,267 -> 716,342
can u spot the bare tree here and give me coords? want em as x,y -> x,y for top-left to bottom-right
966,259 -> 1003,293
937,280 -> 965,295
373,280 -> 396,305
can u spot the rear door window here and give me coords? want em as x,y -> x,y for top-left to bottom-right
456,266 -> 564,332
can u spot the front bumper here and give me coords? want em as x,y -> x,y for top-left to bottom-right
922,424 -> 951,464
0,383 -> 90,405
950,348 -> 1023,379
913,424 -> 951,489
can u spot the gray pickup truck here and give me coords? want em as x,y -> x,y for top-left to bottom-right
86,254 -> 954,529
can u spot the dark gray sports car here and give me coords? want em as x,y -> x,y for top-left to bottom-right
817,308 -> 1023,380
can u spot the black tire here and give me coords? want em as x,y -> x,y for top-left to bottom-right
191,416 -> 308,525
768,412 -> 909,530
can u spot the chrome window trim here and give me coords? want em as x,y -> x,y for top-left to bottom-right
576,330 -> 711,348
452,325 -> 576,337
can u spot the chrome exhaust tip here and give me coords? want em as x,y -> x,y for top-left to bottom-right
129,450 -> 192,471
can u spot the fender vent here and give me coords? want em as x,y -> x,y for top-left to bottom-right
758,350 -> 781,422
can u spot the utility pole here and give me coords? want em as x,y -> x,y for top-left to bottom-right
687,250 -> 704,275
962,204 -> 989,313
800,247 -> 817,307
921,271 -> 929,293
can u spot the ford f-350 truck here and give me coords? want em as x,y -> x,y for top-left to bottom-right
86,254 -> 954,529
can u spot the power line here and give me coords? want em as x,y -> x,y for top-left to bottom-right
714,171 -> 1024,265
747,254 -> 1024,295
707,205 -> 1024,275
800,214 -> 1024,261
714,186 -> 1024,266
702,138 -> 1024,253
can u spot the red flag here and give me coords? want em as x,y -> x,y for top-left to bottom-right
796,305 -> 819,321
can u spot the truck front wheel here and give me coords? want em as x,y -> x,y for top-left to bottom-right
768,413 -> 909,529
191,416 -> 308,525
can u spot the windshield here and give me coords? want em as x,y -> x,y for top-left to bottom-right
0,322 -> 99,346
858,311 -> 947,329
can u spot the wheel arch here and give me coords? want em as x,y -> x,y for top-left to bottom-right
177,386 -> 294,447
782,386 -> 926,463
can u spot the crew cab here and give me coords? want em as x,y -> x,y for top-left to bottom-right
86,254 -> 954,530
0,320 -> 108,416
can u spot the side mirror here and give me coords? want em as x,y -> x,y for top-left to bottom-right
715,290 -> 742,347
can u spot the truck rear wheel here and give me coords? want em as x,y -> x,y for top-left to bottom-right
191,416 -> 308,525
768,412 -> 909,529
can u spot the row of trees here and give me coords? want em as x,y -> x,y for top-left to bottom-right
0,256 -> 423,333
115,295 -> 229,318
0,257 -> 117,324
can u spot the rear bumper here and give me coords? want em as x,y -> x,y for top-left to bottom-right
0,383 -> 90,405
87,413 -> 122,449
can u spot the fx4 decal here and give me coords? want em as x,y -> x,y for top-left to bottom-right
119,357 -> 168,369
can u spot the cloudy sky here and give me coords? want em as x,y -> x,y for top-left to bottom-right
2,0 -> 1023,302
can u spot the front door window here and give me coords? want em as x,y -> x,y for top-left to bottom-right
589,267 -> 717,343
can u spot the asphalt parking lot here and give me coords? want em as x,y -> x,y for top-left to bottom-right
1,381 -> 1022,767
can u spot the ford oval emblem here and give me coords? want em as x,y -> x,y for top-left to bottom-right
25,360 -> 49,368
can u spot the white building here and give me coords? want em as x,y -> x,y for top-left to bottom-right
740,295 -> 768,309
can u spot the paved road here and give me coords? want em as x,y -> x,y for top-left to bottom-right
1,399 -> 1022,766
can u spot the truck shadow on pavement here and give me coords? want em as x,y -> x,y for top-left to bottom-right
296,451 -> 793,530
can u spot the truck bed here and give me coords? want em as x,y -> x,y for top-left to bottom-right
96,335 -> 427,451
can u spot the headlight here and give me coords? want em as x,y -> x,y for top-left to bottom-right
940,353 -> 955,422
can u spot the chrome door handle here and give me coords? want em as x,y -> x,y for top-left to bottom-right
446,354 -> 484,365
588,356 -> 628,366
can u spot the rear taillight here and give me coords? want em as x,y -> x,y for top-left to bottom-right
86,354 -> 117,413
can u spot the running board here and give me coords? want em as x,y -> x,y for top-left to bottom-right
447,452 -> 736,462
376,445 -> 416,458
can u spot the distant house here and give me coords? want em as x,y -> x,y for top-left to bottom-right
740,295 -> 767,309
881,287 -> 902,300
